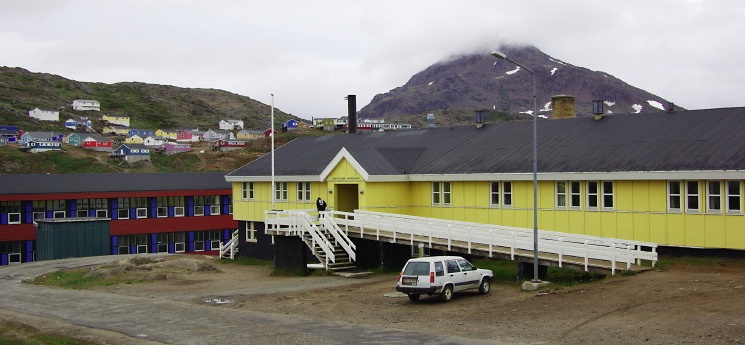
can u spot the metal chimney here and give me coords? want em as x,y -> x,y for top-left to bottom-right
345,95 -> 357,133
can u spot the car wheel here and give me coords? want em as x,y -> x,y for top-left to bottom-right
408,293 -> 420,302
479,278 -> 491,295
440,285 -> 453,302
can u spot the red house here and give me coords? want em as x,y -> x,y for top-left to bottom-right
81,134 -> 113,152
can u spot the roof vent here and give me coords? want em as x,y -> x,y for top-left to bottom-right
592,100 -> 604,120
474,110 -> 485,128
666,102 -> 675,113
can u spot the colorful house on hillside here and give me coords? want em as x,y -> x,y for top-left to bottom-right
125,134 -> 144,144
128,129 -> 157,138
72,100 -> 100,111
163,142 -> 192,155
225,106 -> 745,265
203,129 -> 233,142
143,136 -> 167,148
28,108 -> 59,122
104,125 -> 130,136
64,133 -> 84,146
111,144 -> 151,162
211,139 -> 247,152
81,134 -> 113,152
102,114 -> 130,127
23,140 -> 61,153
219,119 -> 244,130
155,129 -> 179,140
64,118 -> 92,130
0,172 -> 236,265
236,130 -> 263,140
19,132 -> 63,146
0,129 -> 19,144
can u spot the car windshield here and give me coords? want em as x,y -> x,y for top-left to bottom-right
403,262 -> 430,276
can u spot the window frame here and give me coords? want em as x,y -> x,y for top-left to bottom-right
668,181 -> 682,212
556,181 -> 567,209
297,182 -> 311,202
686,180 -> 700,213
569,181 -> 581,209
7,213 -> 21,225
707,181 -> 722,213
490,181 -> 500,207
245,221 -> 257,243
727,181 -> 742,214
274,182 -> 288,202
602,181 -> 615,210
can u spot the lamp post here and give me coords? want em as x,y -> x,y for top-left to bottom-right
491,50 -> 541,283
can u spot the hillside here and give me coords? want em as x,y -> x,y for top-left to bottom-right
0,66 -> 297,132
360,45 -> 682,120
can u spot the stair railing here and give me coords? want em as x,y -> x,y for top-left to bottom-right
219,229 -> 240,260
319,211 -> 356,262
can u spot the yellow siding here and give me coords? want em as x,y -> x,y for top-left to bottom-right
229,154 -> 745,249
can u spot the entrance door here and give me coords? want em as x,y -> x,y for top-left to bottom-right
335,184 -> 359,213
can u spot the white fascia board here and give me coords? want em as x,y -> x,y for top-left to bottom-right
224,175 -> 320,182
319,147 -> 370,181
408,170 -> 745,182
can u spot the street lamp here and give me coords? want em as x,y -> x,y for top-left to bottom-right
491,50 -> 541,283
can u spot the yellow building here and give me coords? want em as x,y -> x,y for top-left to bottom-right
226,107 -> 745,262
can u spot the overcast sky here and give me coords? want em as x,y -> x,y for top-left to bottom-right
1,1 -> 742,119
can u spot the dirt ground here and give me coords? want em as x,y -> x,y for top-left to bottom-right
13,255 -> 745,344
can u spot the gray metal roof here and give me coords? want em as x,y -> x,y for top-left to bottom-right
227,107 -> 745,178
0,172 -> 231,196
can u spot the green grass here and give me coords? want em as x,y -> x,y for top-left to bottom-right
472,259 -> 606,289
656,255 -> 745,271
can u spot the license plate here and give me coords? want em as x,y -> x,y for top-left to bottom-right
402,277 -> 418,286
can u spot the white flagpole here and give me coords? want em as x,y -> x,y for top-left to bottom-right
271,94 -> 275,210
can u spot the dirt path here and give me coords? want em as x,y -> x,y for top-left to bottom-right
4,255 -> 745,344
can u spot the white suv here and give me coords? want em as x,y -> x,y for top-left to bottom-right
395,256 -> 493,302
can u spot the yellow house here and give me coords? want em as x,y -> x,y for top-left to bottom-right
102,114 -> 130,127
236,130 -> 264,140
156,129 -> 179,140
124,134 -> 144,144
226,107 -> 745,263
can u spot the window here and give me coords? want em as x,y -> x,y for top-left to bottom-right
7,213 -> 20,224
490,182 -> 500,207
503,182 -> 512,207
53,211 -> 65,218
210,205 -> 220,215
602,181 -> 615,210
274,182 -> 288,201
77,210 -> 89,218
174,207 -> 185,217
95,209 -> 107,218
587,181 -> 599,210
556,182 -> 567,209
157,207 -> 168,218
118,209 -> 130,219
297,182 -> 311,202
245,222 -> 257,242
708,181 -> 722,213
33,212 -> 45,220
194,206 -> 205,216
727,181 -> 742,214
136,208 -> 148,218
194,241 -> 205,251
432,182 -> 451,206
668,181 -> 682,212
570,181 -> 581,209
686,181 -> 700,212
175,242 -> 185,253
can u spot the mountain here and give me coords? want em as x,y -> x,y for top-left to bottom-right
0,66 -> 296,131
359,45 -> 681,121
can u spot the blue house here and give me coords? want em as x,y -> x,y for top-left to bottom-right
128,128 -> 157,137
0,129 -> 19,144
64,118 -> 92,130
19,132 -> 64,146
111,144 -> 151,163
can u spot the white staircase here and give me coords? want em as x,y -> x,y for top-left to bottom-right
219,229 -> 240,259
265,210 -> 356,272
